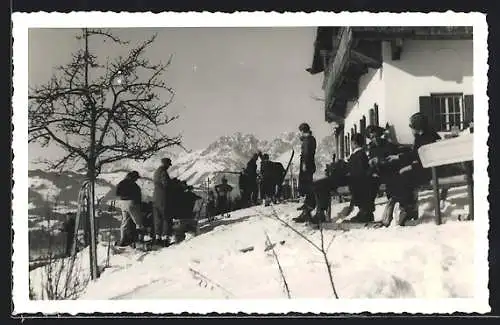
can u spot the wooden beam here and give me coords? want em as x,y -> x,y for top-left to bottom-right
351,49 -> 382,68
390,39 -> 403,60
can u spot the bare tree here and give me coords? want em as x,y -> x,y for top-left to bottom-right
29,28 -> 181,177
29,28 -> 182,278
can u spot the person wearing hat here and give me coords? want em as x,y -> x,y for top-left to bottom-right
384,112 -> 441,225
115,170 -> 144,246
153,158 -> 174,247
293,122 -> 317,222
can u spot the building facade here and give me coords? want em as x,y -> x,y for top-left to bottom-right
307,27 -> 474,159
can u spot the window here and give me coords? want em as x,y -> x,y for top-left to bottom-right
419,94 -> 474,132
374,103 -> 380,126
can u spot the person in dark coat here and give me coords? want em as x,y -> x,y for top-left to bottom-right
259,153 -> 286,205
61,212 -> 76,256
153,158 -> 173,247
238,170 -> 249,208
215,176 -> 233,215
206,190 -> 216,221
384,112 -> 441,225
115,171 -> 144,246
245,153 -> 260,205
293,123 -> 317,222
344,133 -> 376,223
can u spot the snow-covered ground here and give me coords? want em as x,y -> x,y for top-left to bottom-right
28,186 -> 478,305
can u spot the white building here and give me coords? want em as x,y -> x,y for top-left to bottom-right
307,27 -> 473,158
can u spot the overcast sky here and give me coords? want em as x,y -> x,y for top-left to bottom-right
28,27 -> 332,168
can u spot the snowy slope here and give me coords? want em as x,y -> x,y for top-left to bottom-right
30,186 -> 475,303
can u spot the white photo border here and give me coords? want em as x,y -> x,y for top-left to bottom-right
12,11 -> 490,315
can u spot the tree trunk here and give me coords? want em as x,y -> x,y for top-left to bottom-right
86,162 -> 99,280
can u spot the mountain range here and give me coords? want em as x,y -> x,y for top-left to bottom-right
28,132 -> 335,214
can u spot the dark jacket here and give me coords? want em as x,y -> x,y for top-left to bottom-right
347,148 -> 370,179
245,158 -> 258,178
261,160 -> 285,183
399,130 -> 441,170
116,179 -> 142,204
367,138 -> 400,176
153,166 -> 171,207
300,134 -> 317,174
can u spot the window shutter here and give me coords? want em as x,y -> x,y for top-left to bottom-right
464,94 -> 473,128
419,96 -> 435,129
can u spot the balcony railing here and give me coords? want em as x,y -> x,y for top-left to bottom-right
324,27 -> 353,110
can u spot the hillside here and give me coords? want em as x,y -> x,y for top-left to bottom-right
28,132 -> 335,213
28,186 -> 480,307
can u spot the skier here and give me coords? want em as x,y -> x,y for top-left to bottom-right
293,123 -> 317,222
153,158 -> 174,247
215,176 -> 233,215
384,112 -> 441,225
115,171 -> 144,247
245,153 -> 259,205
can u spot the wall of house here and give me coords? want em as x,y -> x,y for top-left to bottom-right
344,67 -> 385,142
382,39 -> 473,144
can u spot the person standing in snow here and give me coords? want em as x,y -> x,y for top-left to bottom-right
245,153 -> 259,205
61,212 -> 76,256
215,176 -> 233,215
115,171 -> 144,246
206,190 -> 216,221
153,158 -> 174,247
384,112 -> 441,225
293,123 -> 317,222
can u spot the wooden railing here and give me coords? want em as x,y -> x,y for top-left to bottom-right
324,27 -> 353,110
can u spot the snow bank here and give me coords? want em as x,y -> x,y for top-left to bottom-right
28,186 -> 475,303
70,187 -> 474,301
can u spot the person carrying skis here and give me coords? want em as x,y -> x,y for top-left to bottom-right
115,171 -> 144,247
383,112 -> 441,225
153,158 -> 174,247
293,123 -> 317,222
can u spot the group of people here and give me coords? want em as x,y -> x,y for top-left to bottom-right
102,111 -> 443,250
115,158 -> 202,248
292,112 -> 441,226
238,151 -> 292,208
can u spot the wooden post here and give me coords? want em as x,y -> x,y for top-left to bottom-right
431,167 -> 442,225
464,161 -> 474,220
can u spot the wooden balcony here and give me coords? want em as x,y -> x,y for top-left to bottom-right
323,27 -> 382,122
